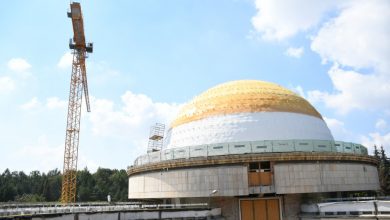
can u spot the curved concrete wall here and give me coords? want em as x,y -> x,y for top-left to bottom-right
128,166 -> 248,199
129,162 -> 379,199
274,162 -> 379,194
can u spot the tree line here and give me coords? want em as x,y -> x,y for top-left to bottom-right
375,146 -> 390,195
0,168 -> 128,202
1,147 -> 389,203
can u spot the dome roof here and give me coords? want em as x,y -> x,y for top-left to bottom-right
171,80 -> 321,128
165,80 -> 333,149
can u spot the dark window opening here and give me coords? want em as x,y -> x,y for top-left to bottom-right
256,145 -> 267,148
249,162 -> 259,171
260,161 -> 271,171
349,211 -> 359,215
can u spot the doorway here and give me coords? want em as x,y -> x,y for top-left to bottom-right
240,198 -> 281,220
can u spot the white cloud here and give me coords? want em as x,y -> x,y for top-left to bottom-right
308,64 -> 390,114
88,91 -> 181,154
7,58 -> 32,72
0,76 -> 15,93
285,47 -> 304,58
376,119 -> 388,130
311,0 -> 390,72
252,0 -> 390,114
87,61 -> 121,85
78,153 -> 99,172
57,52 -> 73,69
13,135 -> 63,172
309,0 -> 390,113
290,85 -> 306,98
20,97 -> 67,111
11,135 -> 98,173
324,116 -> 344,129
251,0 -> 342,41
361,132 -> 390,154
323,117 -> 353,141
20,97 -> 41,110
46,97 -> 67,109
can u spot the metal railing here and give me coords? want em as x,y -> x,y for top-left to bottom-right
0,202 -> 209,217
133,140 -> 368,167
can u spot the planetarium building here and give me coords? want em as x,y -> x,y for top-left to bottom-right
127,80 -> 379,220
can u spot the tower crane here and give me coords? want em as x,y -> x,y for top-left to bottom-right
61,2 -> 93,204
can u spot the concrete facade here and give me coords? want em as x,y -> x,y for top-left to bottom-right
128,165 -> 248,199
274,162 -> 379,194
282,194 -> 302,220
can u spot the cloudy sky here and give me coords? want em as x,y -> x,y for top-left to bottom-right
0,0 -> 389,173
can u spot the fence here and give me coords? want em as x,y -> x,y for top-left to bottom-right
134,140 -> 368,166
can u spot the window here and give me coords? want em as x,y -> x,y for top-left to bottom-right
249,163 -> 259,171
260,161 -> 271,171
249,162 -> 271,172
256,145 -> 267,149
234,145 -> 245,148
318,145 -> 326,148
213,146 -> 223,149
299,143 -> 309,145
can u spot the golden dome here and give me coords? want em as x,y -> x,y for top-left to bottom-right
171,80 -> 322,128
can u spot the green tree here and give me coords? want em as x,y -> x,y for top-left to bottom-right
379,146 -> 390,195
109,169 -> 128,201
0,167 -> 128,202
93,168 -> 113,201
42,169 -> 62,201
374,145 -> 380,160
0,169 -> 16,201
15,194 -> 45,203
77,167 -> 95,201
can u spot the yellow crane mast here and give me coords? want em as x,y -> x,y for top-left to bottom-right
61,2 -> 93,204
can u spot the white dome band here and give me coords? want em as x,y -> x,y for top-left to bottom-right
165,112 -> 334,149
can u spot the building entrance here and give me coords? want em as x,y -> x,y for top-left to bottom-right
240,198 -> 280,220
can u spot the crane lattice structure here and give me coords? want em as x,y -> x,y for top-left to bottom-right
61,2 -> 93,204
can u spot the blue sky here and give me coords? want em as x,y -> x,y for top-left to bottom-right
1,0 -> 389,172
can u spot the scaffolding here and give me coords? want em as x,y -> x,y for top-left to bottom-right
147,123 -> 165,153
